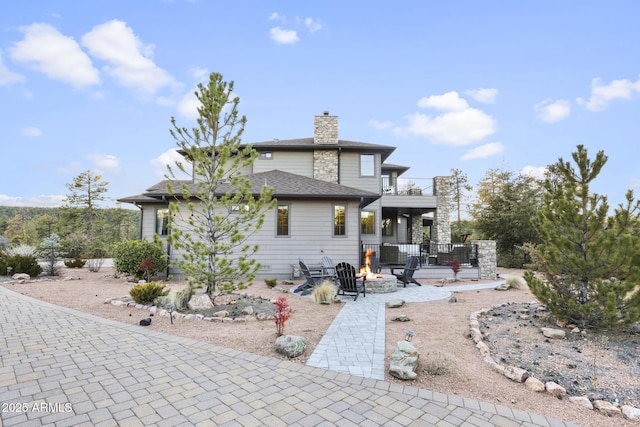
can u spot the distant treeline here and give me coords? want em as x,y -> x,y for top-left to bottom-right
0,205 -> 140,257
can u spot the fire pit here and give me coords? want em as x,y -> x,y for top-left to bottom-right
359,248 -> 398,293
362,273 -> 398,293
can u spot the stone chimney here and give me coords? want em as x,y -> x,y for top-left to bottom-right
313,111 -> 338,144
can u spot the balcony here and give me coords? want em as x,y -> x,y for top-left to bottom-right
381,178 -> 437,209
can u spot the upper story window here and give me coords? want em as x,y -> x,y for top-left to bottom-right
360,154 -> 375,177
334,205 -> 346,236
259,152 -> 273,160
156,209 -> 169,236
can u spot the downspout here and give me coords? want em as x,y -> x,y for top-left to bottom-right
358,196 -> 363,268
337,147 -> 342,184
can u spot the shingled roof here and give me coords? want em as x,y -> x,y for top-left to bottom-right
118,170 -> 380,207
247,138 -> 396,162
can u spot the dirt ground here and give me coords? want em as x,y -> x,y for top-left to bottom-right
2,267 -> 638,427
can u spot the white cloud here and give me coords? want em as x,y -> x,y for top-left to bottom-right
81,20 -> 175,97
269,12 -> 285,22
369,119 -> 394,130
0,49 -> 25,85
21,126 -> 42,137
269,27 -> 299,44
190,66 -> 209,81
465,88 -> 498,104
534,98 -> 571,123
151,149 -> 191,179
305,18 -> 322,33
9,23 -> 100,89
397,109 -> 496,146
520,165 -> 547,179
461,142 -> 505,160
417,91 -> 468,111
177,88 -> 200,119
0,194 -> 65,207
85,153 -> 120,172
578,76 -> 640,111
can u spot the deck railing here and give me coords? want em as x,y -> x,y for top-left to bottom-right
362,243 -> 478,268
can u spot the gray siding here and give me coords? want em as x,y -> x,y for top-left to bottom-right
252,151 -> 313,177
339,151 -> 380,193
251,199 -> 361,279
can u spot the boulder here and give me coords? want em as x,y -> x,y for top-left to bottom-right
541,327 -> 566,339
139,318 -> 151,326
622,405 -> 640,420
188,294 -> 214,311
241,306 -> 254,315
392,315 -> 411,322
568,396 -> 593,410
213,310 -> 230,318
593,400 -> 620,416
524,377 -> 545,392
389,340 -> 419,380
12,273 -> 30,280
386,299 -> 405,308
503,366 -> 529,383
448,295 -> 457,303
545,381 -> 566,397
275,335 -> 307,358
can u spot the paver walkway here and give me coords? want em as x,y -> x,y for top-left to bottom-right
306,275 -> 499,379
0,284 -> 579,426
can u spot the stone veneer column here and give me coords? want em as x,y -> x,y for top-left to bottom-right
411,215 -> 423,244
313,112 -> 339,183
314,112 -> 338,144
433,176 -> 451,244
313,150 -> 339,183
472,240 -> 497,279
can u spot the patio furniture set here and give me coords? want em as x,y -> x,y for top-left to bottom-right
294,256 -> 421,301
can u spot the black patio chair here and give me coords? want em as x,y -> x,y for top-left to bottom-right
295,259 -> 323,296
335,262 -> 366,301
391,256 -> 421,287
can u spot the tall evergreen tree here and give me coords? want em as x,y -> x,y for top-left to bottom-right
450,168 -> 472,242
167,72 -> 275,295
525,145 -> 640,329
472,168 -> 542,267
62,170 -> 109,252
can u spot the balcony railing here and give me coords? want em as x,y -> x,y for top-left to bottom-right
362,243 -> 478,268
381,178 -> 434,196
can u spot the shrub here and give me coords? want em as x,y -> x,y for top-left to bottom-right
274,296 -> 293,336
64,258 -> 86,268
40,234 -> 62,276
129,282 -> 169,305
112,239 -> 167,279
3,254 -> 42,277
312,280 -> 337,304
264,278 -> 277,288
422,351 -> 452,376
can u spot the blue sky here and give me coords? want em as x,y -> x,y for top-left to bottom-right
1,1 -> 639,211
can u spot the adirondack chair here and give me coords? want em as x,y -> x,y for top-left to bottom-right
295,259 -> 323,296
335,262 -> 366,301
321,256 -> 337,282
390,256 -> 421,287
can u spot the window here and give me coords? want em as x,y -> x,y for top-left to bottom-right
360,154 -> 375,177
156,209 -> 169,236
361,211 -> 375,235
259,152 -> 273,159
334,205 -> 346,236
277,204 -> 289,236
382,217 -> 393,236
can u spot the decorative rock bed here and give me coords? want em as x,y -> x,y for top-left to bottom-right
469,302 -> 640,423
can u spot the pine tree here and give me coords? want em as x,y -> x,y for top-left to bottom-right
525,145 -> 640,329
167,72 -> 275,295
62,170 -> 108,253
